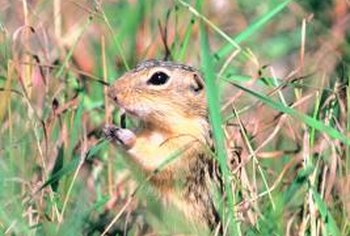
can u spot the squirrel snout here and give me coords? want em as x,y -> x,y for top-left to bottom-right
111,94 -> 118,103
108,87 -> 119,104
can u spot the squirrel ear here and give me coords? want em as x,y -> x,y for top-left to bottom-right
190,73 -> 204,94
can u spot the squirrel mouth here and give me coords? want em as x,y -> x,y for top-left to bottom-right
119,107 -> 139,118
120,108 -> 127,128
118,107 -> 142,128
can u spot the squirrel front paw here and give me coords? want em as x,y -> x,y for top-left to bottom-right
103,124 -> 136,149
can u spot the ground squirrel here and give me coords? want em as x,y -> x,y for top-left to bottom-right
104,59 -> 222,233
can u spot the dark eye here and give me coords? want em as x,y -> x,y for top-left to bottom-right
147,71 -> 170,85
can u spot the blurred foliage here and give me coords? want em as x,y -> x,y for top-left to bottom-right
0,0 -> 349,235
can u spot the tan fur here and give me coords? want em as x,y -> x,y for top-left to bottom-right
106,60 -> 221,232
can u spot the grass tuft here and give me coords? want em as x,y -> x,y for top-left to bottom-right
0,0 -> 349,235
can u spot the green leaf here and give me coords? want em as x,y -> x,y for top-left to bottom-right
50,145 -> 64,192
231,82 -> 350,146
214,0 -> 292,61
200,15 -> 240,235
311,187 -> 341,236
68,96 -> 84,155
39,156 -> 80,192
175,18 -> 195,61
283,165 -> 313,203
39,140 -> 107,192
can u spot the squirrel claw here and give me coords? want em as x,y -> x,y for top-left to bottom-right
103,124 -> 136,149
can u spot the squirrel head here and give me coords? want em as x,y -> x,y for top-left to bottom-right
108,60 -> 207,128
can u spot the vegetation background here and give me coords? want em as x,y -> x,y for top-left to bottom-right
0,0 -> 349,235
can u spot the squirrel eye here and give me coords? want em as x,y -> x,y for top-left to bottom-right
147,71 -> 170,85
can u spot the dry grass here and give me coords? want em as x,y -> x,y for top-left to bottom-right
0,0 -> 349,235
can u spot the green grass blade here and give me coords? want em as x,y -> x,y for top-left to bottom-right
99,5 -> 130,71
310,92 -> 321,147
200,22 -> 239,235
68,97 -> 84,156
214,0 -> 292,61
55,16 -> 93,78
283,164 -> 313,203
50,145 -> 64,192
39,140 -> 107,192
231,82 -> 350,146
311,187 -> 341,236
175,18 -> 195,61
347,72 -> 350,174
39,156 -> 80,192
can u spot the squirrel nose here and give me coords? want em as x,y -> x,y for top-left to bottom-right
112,94 -> 118,103
108,86 -> 118,103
